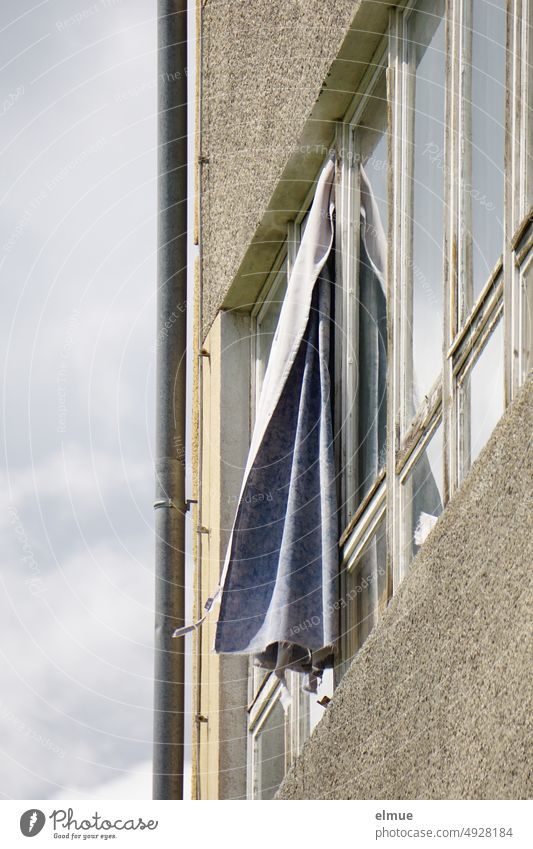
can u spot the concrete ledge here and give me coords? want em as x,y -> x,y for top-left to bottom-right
201,0 -> 394,338
277,375 -> 533,799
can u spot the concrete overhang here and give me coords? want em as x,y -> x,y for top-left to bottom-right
221,0 -> 397,314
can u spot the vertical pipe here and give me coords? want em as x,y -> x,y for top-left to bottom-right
153,0 -> 188,801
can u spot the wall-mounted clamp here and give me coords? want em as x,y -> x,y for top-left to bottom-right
154,498 -> 197,514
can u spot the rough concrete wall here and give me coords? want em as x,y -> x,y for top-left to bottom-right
200,0 -> 360,336
278,375 -> 533,800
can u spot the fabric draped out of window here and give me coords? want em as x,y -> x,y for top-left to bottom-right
214,157 -> 338,694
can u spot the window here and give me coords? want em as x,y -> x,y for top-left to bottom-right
460,0 -> 506,317
342,514 -> 388,666
247,234 -> 333,798
401,421 -> 443,566
248,681 -> 286,800
245,0 -> 530,796
519,250 -> 533,382
457,317 -> 504,477
403,0 -> 446,426
337,0 -> 524,657
526,0 -> 533,212
253,260 -> 288,408
355,70 -> 388,505
336,52 -> 392,675
511,210 -> 533,394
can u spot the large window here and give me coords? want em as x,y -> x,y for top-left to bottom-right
246,0 -> 531,797
336,53 -> 391,670
460,0 -> 506,315
338,0 -> 529,651
253,259 -> 288,409
247,233 -> 332,798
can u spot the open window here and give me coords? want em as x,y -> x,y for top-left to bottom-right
239,0 -> 529,799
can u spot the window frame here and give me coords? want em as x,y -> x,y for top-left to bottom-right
334,39 -> 393,671
246,214 -> 332,797
245,0 -> 532,795
250,246 -> 288,424
339,0 -> 526,614
247,676 -> 286,801
508,0 -> 533,397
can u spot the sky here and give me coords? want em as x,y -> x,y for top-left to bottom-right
0,0 -> 192,799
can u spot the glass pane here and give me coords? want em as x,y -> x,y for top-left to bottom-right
357,72 -> 388,503
343,516 -> 388,664
308,668 -> 334,732
460,320 -> 504,478
405,0 -> 446,423
359,72 -> 389,233
522,9 -> 533,215
402,424 -> 443,570
251,662 -> 269,698
255,697 -> 285,800
461,0 -> 506,314
522,260 -> 533,382
299,207 -> 311,240
256,263 -> 288,398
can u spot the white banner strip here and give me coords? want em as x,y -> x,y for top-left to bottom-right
0,799 -> 531,847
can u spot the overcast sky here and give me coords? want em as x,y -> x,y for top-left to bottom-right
0,0 -> 181,799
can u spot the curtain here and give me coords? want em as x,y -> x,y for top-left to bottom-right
214,157 -> 337,689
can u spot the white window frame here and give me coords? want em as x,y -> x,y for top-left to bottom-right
250,246 -> 287,425
247,676 -> 286,801
334,40 -> 392,672
508,0 -> 533,396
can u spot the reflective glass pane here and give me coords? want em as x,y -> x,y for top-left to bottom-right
405,0 -> 446,423
402,424 -> 443,570
460,319 -> 504,478
462,0 -> 506,313
357,72 -> 388,503
343,516 -> 387,664
308,668 -> 334,732
359,71 -> 389,234
523,12 -> 533,214
522,260 -> 533,382
299,207 -> 311,240
256,263 -> 288,398
255,697 -> 285,800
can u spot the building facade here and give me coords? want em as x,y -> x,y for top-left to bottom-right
189,0 -> 532,799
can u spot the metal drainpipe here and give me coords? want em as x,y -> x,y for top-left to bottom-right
153,0 -> 188,801
194,0 -> 205,802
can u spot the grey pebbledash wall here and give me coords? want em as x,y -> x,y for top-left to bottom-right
277,375 -> 533,800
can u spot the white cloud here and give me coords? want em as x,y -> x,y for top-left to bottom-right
53,759 -> 153,801
0,0 -> 162,800
51,757 -> 192,800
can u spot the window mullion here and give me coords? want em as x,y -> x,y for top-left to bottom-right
443,0 -> 459,502
508,0 -> 528,399
459,0 -> 473,328
504,0 -> 517,407
335,120 -> 358,526
388,7 -> 403,591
